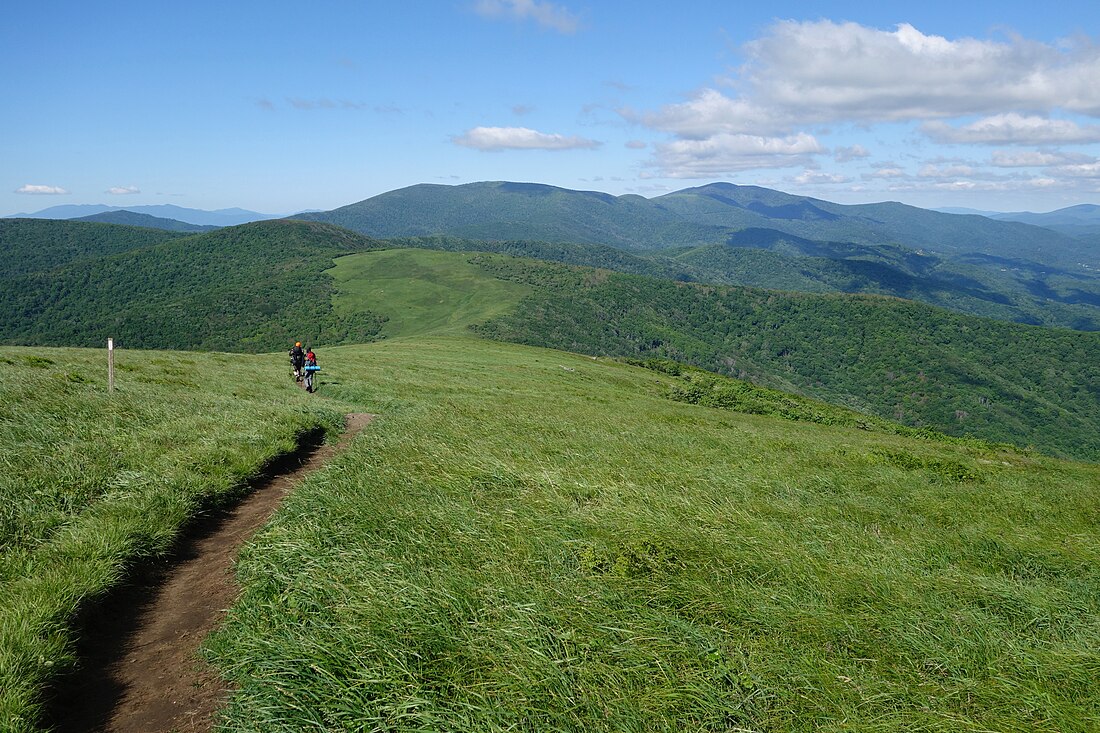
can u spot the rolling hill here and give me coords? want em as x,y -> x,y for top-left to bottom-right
297,181 -> 725,250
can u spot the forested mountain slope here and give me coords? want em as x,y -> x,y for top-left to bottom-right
1,219 -> 385,351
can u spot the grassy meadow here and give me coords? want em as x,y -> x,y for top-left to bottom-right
4,244 -> 1100,731
192,336 -> 1099,732
0,345 -> 342,732
327,248 -> 531,338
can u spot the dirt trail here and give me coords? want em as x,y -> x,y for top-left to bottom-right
47,413 -> 374,733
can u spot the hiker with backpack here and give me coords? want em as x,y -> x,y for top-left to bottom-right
303,347 -> 320,392
289,341 -> 305,382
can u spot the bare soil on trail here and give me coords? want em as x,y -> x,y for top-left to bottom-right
45,413 -> 374,733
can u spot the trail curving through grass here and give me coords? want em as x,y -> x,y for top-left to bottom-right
45,413 -> 373,733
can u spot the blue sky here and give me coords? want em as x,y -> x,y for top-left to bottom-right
4,0 -> 1100,215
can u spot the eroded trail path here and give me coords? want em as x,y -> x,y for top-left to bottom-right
48,413 -> 375,733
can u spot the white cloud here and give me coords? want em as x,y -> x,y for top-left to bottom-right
473,0 -> 579,34
16,184 -> 69,195
625,140 -> 647,149
990,150 -> 1095,167
625,89 -> 787,138
1055,162 -> 1100,179
453,126 -> 600,151
106,186 -> 140,195
626,19 -> 1100,189
918,164 -> 978,179
737,20 -> 1100,121
630,21 -> 1100,138
792,170 -> 851,185
923,114 -> 1100,145
864,167 -> 908,179
834,145 -> 870,163
650,132 -> 823,178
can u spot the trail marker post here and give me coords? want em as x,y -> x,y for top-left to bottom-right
108,338 -> 115,393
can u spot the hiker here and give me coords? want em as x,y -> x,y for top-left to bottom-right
289,341 -> 305,381
303,347 -> 320,392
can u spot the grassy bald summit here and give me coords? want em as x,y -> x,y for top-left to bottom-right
5,339 -> 1099,732
324,249 -> 1100,461
328,248 -> 531,338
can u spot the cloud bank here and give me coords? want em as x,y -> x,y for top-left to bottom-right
625,19 -> 1100,190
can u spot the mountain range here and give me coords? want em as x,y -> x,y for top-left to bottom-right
294,181 -> 1100,331
297,181 -> 1096,265
4,203 -> 279,227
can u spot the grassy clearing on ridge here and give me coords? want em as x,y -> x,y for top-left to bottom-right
0,345 -> 341,732
327,248 -> 531,338
205,336 -> 1100,733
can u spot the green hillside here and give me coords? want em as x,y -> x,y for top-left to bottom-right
4,339 -> 1099,732
0,218 -> 185,276
464,254 -> 1100,461
0,219 -> 385,351
371,233 -> 1100,331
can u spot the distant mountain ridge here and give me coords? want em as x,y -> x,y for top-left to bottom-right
988,204 -> 1100,238
298,180 -> 1096,269
72,210 -> 217,232
5,203 -> 279,227
294,180 -> 1100,330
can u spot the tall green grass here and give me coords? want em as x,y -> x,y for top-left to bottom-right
0,346 -> 341,732
206,336 -> 1100,732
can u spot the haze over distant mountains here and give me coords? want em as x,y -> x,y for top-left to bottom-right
4,203 -> 280,227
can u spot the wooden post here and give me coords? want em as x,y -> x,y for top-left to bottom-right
108,338 -> 115,393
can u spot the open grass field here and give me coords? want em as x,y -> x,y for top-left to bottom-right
2,335 -> 1099,731
206,336 -> 1098,732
